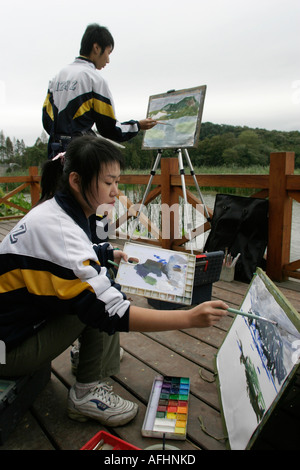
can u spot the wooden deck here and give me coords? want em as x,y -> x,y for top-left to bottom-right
0,220 -> 299,451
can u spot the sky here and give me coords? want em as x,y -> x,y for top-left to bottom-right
0,0 -> 299,146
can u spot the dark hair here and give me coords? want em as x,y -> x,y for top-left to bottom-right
80,23 -> 114,56
40,135 -> 124,205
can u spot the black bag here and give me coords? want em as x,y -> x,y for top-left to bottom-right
204,194 -> 268,283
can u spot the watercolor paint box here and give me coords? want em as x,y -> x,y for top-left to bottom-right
148,250 -> 224,309
142,375 -> 190,440
193,250 -> 224,286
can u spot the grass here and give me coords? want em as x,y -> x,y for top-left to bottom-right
1,164 -> 299,211
120,164 -> 275,197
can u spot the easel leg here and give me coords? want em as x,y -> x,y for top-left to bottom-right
177,149 -> 194,254
183,148 -> 211,223
128,148 -> 210,252
129,150 -> 163,242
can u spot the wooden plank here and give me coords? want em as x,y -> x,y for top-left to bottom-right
215,279 -> 249,296
52,347 -> 225,450
51,350 -> 198,450
115,352 -> 226,450
28,167 -> 41,206
161,158 -> 180,250
215,278 -> 300,312
31,373 -> 109,450
143,330 -> 219,373
110,380 -> 199,450
212,284 -> 245,307
172,174 -> 270,189
0,412 -> 55,450
183,325 -> 229,349
120,332 -> 220,409
286,174 -> 300,191
267,152 -> 294,281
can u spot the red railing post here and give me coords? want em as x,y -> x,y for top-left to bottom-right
160,158 -> 180,250
266,152 -> 295,281
29,166 -> 40,207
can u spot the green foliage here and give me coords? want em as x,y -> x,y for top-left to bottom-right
0,190 -> 31,217
1,123 -> 299,173
18,142 -> 47,168
123,122 -> 300,169
0,131 -> 48,169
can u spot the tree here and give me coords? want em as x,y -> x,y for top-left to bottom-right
14,139 -> 26,157
0,130 -> 5,162
238,130 -> 260,148
0,123 -> 299,171
20,144 -> 47,168
222,147 -> 240,166
5,137 -> 14,160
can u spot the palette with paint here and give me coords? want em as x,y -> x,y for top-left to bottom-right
115,242 -> 195,305
142,375 -> 190,440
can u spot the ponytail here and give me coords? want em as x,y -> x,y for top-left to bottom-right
38,135 -> 125,206
39,153 -> 65,203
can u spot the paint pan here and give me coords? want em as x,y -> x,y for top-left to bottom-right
142,375 -> 190,440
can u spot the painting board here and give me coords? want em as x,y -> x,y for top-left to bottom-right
216,268 -> 300,450
142,86 -> 206,149
115,242 -> 195,305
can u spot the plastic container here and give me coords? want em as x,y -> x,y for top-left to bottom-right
220,265 -> 235,282
81,431 -> 140,450
0,364 -> 51,444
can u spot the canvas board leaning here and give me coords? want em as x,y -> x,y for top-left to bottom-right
142,86 -> 206,150
115,242 -> 195,305
216,268 -> 300,450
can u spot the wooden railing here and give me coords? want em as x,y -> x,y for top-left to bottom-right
0,152 -> 299,282
0,166 -> 40,218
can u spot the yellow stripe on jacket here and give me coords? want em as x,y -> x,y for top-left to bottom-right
73,98 -> 116,120
43,93 -> 54,121
0,269 -> 94,299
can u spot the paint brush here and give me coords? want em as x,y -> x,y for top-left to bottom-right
92,439 -> 104,450
155,121 -> 173,126
227,307 -> 278,326
108,259 -> 119,267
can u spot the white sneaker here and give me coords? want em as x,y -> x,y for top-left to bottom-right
67,382 -> 138,426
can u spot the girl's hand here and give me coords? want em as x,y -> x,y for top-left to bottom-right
129,300 -> 229,332
188,300 -> 229,328
113,249 -> 128,265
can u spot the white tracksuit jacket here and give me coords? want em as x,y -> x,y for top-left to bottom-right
0,191 -> 130,351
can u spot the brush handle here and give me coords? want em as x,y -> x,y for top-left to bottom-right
227,307 -> 278,326
108,259 -> 119,267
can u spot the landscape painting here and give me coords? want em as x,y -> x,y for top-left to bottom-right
216,268 -> 300,450
115,242 -> 195,305
142,86 -> 206,149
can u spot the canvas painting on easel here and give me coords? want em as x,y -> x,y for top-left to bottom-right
115,242 -> 195,305
216,268 -> 300,450
142,86 -> 206,149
